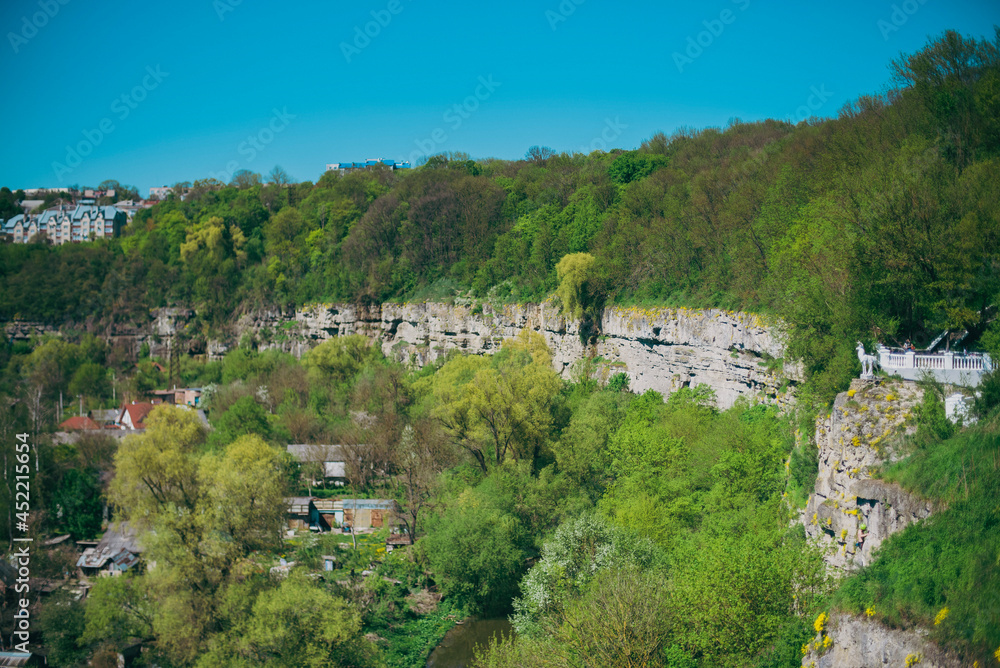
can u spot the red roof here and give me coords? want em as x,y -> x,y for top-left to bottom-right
60,416 -> 101,431
122,402 -> 156,429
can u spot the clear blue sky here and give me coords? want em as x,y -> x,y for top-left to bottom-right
1,0 -> 997,196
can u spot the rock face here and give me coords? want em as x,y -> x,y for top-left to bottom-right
233,301 -> 800,409
803,379 -> 931,571
803,613 -> 961,668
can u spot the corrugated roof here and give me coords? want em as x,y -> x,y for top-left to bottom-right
76,521 -> 142,570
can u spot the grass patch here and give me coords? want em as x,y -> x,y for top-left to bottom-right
374,597 -> 462,668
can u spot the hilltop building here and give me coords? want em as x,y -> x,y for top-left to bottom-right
1,204 -> 126,244
325,158 -> 412,175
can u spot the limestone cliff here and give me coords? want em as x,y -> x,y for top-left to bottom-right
802,613 -> 961,668
800,380 -> 957,668
803,379 -> 931,572
233,301 -> 800,409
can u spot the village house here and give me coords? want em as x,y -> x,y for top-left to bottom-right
116,401 -> 156,430
148,386 -> 203,407
76,522 -> 143,578
286,444 -> 368,485
59,415 -> 102,431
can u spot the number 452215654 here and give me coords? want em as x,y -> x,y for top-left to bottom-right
15,433 -> 30,527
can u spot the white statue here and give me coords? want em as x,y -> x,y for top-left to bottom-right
856,341 -> 879,380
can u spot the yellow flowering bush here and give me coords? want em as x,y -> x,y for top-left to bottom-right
814,611 -> 828,634
933,607 -> 948,625
904,652 -> 921,666
865,607 -> 875,617
847,389 -> 856,398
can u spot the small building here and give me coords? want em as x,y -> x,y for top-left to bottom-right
59,415 -> 101,431
116,402 -> 156,430
336,499 -> 397,531
386,533 -> 411,553
0,651 -> 46,666
286,444 -> 366,483
88,408 -> 119,427
1,204 -> 125,244
76,522 -> 143,577
286,497 -> 332,533
147,387 -> 202,407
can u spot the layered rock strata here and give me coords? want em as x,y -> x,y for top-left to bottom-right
236,301 -> 799,409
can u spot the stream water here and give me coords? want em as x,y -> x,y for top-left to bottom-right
425,617 -> 514,668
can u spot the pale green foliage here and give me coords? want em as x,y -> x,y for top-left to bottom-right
109,405 -> 206,523
106,407 -> 292,664
238,575 -> 377,668
511,514 -> 658,637
555,252 -> 596,320
81,574 -> 154,648
477,567 -> 672,668
304,334 -> 383,386
423,330 -> 561,471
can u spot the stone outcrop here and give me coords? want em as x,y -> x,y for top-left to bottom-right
802,613 -> 961,668
803,379 -> 931,571
231,301 -> 800,409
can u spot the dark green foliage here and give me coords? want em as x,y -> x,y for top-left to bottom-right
607,151 -> 669,184
50,468 -> 104,539
37,592 -> 91,667
209,395 -> 272,447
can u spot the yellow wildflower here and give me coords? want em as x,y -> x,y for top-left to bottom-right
865,607 -> 875,617
933,607 -> 948,625
814,612 -> 828,634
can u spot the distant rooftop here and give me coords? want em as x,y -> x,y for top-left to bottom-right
326,158 -> 411,172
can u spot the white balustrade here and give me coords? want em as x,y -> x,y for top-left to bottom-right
876,345 -> 991,382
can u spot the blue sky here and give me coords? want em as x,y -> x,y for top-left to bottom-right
1,0 -> 997,196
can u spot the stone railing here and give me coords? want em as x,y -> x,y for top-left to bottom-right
877,346 -> 992,386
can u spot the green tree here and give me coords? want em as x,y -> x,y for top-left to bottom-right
555,253 -> 596,320
425,331 -> 561,472
235,574 -> 379,668
210,395 -> 272,447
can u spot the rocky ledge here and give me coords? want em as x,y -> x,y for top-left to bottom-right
233,301 -> 801,409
